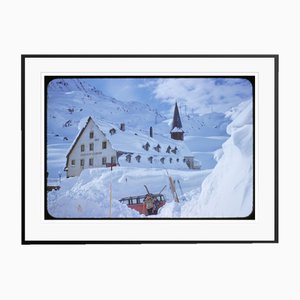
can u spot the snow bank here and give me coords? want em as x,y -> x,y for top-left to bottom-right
48,169 -> 141,218
158,100 -> 253,217
48,167 -> 210,218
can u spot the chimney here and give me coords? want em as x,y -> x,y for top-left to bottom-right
150,126 -> 153,138
120,123 -> 125,131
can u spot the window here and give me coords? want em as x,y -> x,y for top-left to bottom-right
102,141 -> 107,149
154,144 -> 161,152
90,131 -> 94,139
111,156 -> 116,164
71,159 -> 75,166
169,158 -> 172,164
135,155 -> 141,163
186,160 -> 191,168
89,158 -> 93,166
126,154 -> 131,163
102,157 -> 107,165
148,156 -> 153,163
143,142 -> 150,151
80,159 -> 84,166
89,143 -> 94,151
109,128 -> 116,135
160,157 -> 165,164
81,144 -> 85,152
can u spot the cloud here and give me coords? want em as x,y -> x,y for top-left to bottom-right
152,78 -> 252,114
137,79 -> 157,88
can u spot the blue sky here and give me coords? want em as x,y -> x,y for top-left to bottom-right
88,77 -> 253,115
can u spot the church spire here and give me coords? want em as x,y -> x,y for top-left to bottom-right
170,102 -> 184,141
172,102 -> 183,129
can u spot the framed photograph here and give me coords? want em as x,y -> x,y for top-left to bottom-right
22,54 -> 278,244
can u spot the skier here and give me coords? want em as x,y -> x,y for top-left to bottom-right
144,194 -> 155,215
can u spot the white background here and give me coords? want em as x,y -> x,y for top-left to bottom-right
0,0 -> 296,299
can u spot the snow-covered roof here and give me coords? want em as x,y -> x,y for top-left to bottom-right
67,116 -> 193,159
170,127 -> 184,133
91,117 -> 193,157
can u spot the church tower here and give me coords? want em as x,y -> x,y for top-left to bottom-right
170,102 -> 184,141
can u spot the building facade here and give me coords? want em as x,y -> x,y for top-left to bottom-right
65,117 -> 117,177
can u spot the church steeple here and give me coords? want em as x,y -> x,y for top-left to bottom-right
170,102 -> 184,141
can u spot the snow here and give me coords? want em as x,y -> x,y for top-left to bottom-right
213,148 -> 223,162
184,135 -> 227,169
47,79 -> 252,219
47,79 -> 230,177
48,167 -> 210,218
47,139 -> 71,177
91,117 -> 193,157
170,127 -> 184,133
118,154 -> 189,169
63,116 -> 194,171
47,78 -> 166,142
158,100 -> 253,217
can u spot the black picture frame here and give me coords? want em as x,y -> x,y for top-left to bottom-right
21,54 -> 279,244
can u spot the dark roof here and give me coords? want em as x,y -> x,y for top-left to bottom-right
171,102 -> 183,130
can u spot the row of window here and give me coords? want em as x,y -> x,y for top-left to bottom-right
125,154 -> 183,164
71,158 -> 93,167
81,141 -> 107,152
90,129 -> 117,138
143,142 -> 177,154
71,156 -> 116,167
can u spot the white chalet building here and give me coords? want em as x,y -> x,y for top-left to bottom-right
65,105 -> 199,177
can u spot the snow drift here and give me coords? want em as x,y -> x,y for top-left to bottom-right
158,100 -> 253,217
47,167 -> 210,218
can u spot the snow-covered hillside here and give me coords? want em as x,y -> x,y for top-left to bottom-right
47,78 -> 230,177
158,100 -> 253,217
47,78 -> 166,141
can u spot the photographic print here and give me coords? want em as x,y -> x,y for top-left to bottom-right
22,55 -> 278,243
46,76 -> 254,219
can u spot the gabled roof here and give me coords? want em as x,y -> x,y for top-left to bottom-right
66,116 -> 193,161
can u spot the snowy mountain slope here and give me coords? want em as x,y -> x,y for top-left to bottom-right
151,111 -> 230,170
158,100 -> 253,217
47,78 -> 231,177
47,78 -> 166,141
152,111 -> 229,137
48,78 -> 229,141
